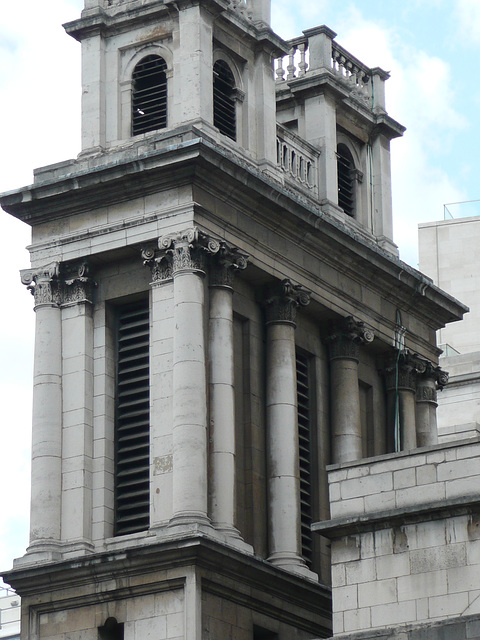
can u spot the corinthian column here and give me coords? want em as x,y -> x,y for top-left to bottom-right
327,317 -> 374,464
160,228 -> 220,528
209,246 -> 247,539
415,362 -> 448,447
264,279 -> 312,576
21,264 -> 63,560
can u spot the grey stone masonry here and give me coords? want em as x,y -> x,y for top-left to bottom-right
313,439 -> 480,636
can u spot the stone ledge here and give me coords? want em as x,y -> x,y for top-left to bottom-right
312,495 -> 480,539
317,612 -> 480,640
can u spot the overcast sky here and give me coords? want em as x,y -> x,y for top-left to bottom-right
1,0 -> 479,583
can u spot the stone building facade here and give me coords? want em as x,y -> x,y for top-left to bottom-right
0,0 -> 471,639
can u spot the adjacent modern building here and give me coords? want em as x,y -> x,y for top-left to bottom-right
2,0 -> 478,639
419,214 -> 480,443
0,588 -> 20,640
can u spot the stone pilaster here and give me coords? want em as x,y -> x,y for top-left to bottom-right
264,279 -> 313,577
20,264 -> 64,561
59,262 -> 96,556
157,228 -> 220,529
208,245 -> 248,541
327,317 -> 374,464
415,361 -> 448,448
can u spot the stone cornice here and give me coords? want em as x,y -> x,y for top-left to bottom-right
1,535 -> 331,632
1,131 -> 467,330
312,495 -> 480,539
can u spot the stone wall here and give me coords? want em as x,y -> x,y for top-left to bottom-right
319,440 -> 480,635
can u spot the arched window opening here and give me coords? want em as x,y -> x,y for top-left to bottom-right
337,144 -> 356,217
213,60 -> 236,141
132,55 -> 167,136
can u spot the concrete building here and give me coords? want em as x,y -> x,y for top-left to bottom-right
0,588 -> 20,640
0,0 -> 475,639
419,214 -> 480,443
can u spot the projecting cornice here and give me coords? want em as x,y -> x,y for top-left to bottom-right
0,126 -> 467,331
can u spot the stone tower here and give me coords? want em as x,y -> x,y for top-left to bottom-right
0,0 -> 465,639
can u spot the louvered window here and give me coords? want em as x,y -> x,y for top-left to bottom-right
213,60 -> 236,141
132,55 -> 167,136
115,300 -> 150,536
337,143 -> 355,217
296,351 -> 313,567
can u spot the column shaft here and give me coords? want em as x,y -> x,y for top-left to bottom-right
171,269 -> 209,525
209,286 -> 237,534
29,280 -> 63,553
266,322 -> 301,566
331,357 -> 362,463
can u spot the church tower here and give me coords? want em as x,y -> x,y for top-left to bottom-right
1,1 -> 465,639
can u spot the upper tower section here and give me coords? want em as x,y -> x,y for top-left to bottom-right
64,0 -> 285,169
275,26 -> 405,255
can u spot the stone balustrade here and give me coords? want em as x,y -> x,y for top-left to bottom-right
276,125 -> 319,193
275,26 -> 376,109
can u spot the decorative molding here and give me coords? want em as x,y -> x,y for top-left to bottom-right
264,279 -> 311,327
327,316 -> 374,362
60,261 -> 96,305
209,244 -> 248,290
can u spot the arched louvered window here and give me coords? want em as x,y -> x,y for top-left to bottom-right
337,143 -> 356,217
132,55 -> 167,136
213,60 -> 236,141
114,300 -> 150,536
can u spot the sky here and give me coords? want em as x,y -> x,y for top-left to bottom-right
1,0 -> 480,584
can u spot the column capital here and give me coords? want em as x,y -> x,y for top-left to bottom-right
383,350 -> 423,392
143,228 -> 225,281
264,279 -> 311,327
415,359 -> 449,404
210,243 -> 248,290
60,261 -> 96,305
159,227 -> 221,275
21,261 -> 96,307
327,316 -> 374,362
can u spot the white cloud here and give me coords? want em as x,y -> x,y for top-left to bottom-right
455,0 -> 480,45
330,11 -> 468,266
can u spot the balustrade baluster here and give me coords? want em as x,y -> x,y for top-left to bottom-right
298,42 -> 308,76
286,46 -> 297,81
276,57 -> 286,82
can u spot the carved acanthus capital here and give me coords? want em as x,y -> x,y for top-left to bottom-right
383,350 -> 421,393
210,243 -> 248,289
157,227 -> 221,275
264,279 -> 311,327
21,261 -> 96,307
21,263 -> 61,307
60,261 -> 96,305
142,246 -> 173,283
415,359 -> 448,403
327,316 -> 375,362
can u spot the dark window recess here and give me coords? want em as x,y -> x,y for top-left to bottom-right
296,351 -> 313,567
253,626 -> 278,640
337,144 -> 355,217
115,301 -> 150,536
213,60 -> 236,141
99,618 -> 124,640
132,55 -> 167,136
